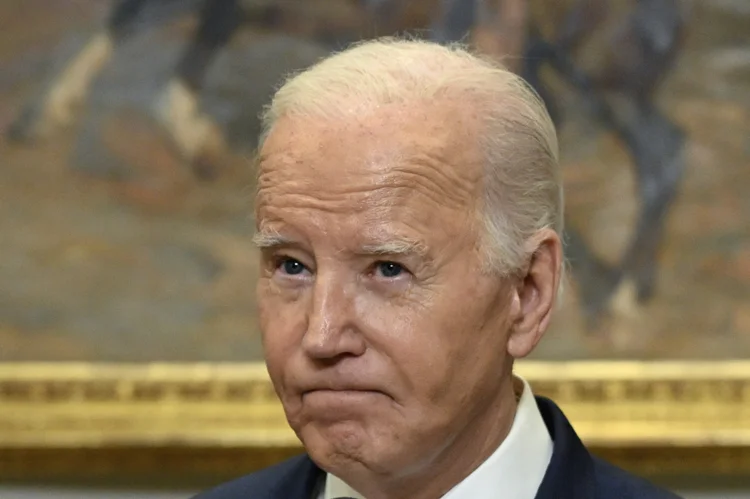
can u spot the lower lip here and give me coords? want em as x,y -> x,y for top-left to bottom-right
303,390 -> 384,406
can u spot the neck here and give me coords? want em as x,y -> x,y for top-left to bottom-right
352,378 -> 518,499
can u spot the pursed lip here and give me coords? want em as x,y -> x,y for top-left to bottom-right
298,379 -> 388,398
302,386 -> 386,396
301,388 -> 388,407
303,388 -> 385,397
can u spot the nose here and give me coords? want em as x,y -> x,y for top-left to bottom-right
302,271 -> 366,361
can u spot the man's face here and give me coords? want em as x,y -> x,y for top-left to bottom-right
255,102 -> 518,476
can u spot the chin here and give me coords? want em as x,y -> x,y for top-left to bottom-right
300,420 -> 380,468
301,419 -> 416,477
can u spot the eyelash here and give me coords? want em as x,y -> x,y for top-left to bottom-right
271,256 -> 309,277
271,256 -> 410,279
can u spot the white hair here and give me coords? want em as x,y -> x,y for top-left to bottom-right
258,37 -> 563,283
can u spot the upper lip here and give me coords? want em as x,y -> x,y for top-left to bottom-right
299,377 -> 385,394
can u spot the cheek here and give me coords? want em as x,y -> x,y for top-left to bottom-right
258,281 -> 307,381
359,279 -> 506,409
355,289 -> 454,402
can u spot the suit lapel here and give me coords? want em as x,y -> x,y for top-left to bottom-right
267,455 -> 323,499
533,396 -> 597,499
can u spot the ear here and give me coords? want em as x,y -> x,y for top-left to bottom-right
507,229 -> 563,359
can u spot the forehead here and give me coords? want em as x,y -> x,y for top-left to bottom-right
256,101 -> 484,212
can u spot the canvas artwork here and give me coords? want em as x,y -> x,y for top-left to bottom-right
0,0 -> 749,480
2,0 -> 748,363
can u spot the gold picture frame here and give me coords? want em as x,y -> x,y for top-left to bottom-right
2,360 -> 750,482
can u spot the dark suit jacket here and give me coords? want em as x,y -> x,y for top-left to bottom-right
193,396 -> 681,499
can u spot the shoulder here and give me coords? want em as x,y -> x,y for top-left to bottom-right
592,456 -> 683,499
533,395 -> 681,499
191,454 -> 319,499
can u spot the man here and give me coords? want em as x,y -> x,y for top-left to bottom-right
194,38 -> 679,499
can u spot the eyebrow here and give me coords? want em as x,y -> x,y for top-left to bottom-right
252,230 -> 291,249
360,239 -> 428,258
252,229 -> 428,258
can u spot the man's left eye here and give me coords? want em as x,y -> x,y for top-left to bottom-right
375,261 -> 405,278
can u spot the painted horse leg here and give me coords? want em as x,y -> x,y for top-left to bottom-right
554,0 -> 608,53
429,0 -> 476,43
6,0 -> 147,142
521,32 -> 564,127
155,0 -> 241,180
565,227 -> 623,330
615,100 -> 686,304
520,27 -> 630,330
533,0 -> 687,323
531,67 -> 623,330
472,0 -> 528,73
599,0 -> 688,307
359,0 -> 406,35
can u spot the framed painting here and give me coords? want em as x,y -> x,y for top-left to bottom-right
1,0 -> 749,484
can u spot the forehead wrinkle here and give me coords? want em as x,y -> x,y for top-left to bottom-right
258,117 -> 481,206
256,161 -> 311,192
256,104 -> 484,236
383,166 -> 476,211
372,136 -> 482,209
256,186 -> 416,219
257,159 -> 430,216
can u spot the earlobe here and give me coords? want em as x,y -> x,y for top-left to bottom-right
506,285 -> 541,359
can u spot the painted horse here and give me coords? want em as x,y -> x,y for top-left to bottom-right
4,0 -> 689,330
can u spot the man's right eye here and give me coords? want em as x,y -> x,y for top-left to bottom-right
277,257 -> 307,276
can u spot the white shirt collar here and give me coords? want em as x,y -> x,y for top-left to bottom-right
320,375 -> 553,499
